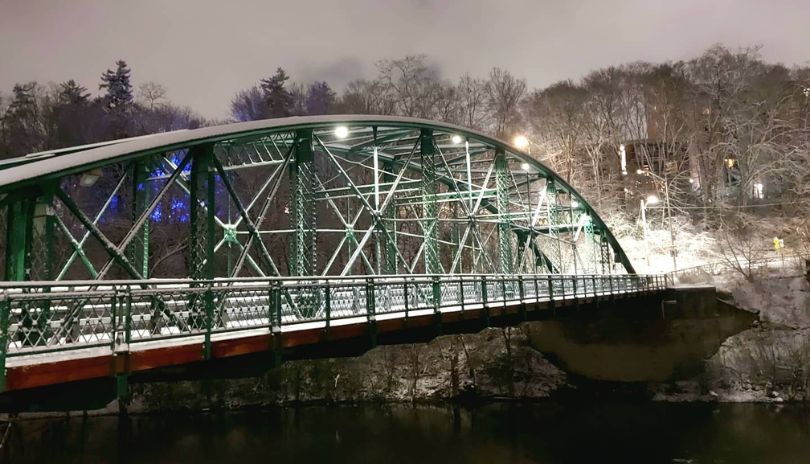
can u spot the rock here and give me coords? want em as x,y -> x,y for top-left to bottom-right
129,325 -> 569,413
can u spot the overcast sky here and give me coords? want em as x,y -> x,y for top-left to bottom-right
1,0 -> 808,119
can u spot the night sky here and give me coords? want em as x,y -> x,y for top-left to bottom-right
1,0 -> 808,118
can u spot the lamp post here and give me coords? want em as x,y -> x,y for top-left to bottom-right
637,168 -> 677,271
640,194 -> 658,269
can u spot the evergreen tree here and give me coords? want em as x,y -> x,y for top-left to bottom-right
260,67 -> 293,118
230,86 -> 269,121
58,80 -> 90,105
53,80 -> 93,147
99,60 -> 133,110
305,81 -> 336,115
1,82 -> 45,155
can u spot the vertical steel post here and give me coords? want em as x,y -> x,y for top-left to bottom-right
495,150 -> 513,276
5,193 -> 34,282
129,162 -> 151,278
29,184 -> 56,345
546,180 -> 563,273
289,129 -> 317,277
420,129 -> 440,275
290,130 -> 318,316
5,191 -> 39,348
383,160 -> 398,275
189,145 -> 217,357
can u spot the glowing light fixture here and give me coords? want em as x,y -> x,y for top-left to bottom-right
620,144 -> 627,175
451,134 -> 463,145
521,162 -> 530,171
80,168 -> 102,187
513,135 -> 529,150
645,194 -> 659,205
753,182 -> 764,199
334,126 -> 349,139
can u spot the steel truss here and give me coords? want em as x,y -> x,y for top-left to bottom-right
0,116 -> 639,391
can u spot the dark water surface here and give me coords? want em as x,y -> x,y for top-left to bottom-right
4,401 -> 810,463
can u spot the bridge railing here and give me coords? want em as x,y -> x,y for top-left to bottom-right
0,273 -> 667,359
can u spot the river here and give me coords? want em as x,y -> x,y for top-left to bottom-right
4,401 -> 810,463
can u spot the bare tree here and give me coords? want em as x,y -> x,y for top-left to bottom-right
137,82 -> 167,111
376,55 -> 442,118
486,67 -> 526,137
524,80 -> 587,183
457,74 -> 488,129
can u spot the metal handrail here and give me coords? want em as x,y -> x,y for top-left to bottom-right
0,273 -> 667,377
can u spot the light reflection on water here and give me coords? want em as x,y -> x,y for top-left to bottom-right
4,401 -> 810,463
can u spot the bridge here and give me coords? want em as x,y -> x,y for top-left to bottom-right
0,115 -> 665,409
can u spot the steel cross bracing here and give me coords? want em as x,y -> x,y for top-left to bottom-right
0,115 -> 642,392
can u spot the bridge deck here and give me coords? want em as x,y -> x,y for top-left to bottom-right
1,274 -> 666,392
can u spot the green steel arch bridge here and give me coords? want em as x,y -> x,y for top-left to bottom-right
0,115 -> 665,408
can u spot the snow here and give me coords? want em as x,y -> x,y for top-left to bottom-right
0,115 -> 558,206
3,282 -> 655,369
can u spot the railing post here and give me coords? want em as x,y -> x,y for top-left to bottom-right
0,290 -> 9,393
403,279 -> 410,319
111,286 -> 118,351
203,282 -> 214,360
113,285 -> 131,411
592,275 -> 597,297
270,281 -> 283,367
432,276 -> 442,336
481,275 -> 490,327
366,278 -> 376,321
124,287 -> 132,345
459,276 -> 465,313
432,276 -> 441,313
500,275 -> 507,304
366,278 -> 377,347
547,275 -> 555,314
324,284 -> 332,330
518,275 -> 526,320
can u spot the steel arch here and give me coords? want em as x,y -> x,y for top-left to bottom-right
0,115 -> 635,284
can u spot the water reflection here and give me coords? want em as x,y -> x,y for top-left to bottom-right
4,401 -> 810,463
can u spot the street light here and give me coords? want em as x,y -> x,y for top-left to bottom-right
640,196 -> 653,268
637,168 -> 678,271
334,126 -> 349,139
451,134 -> 463,145
513,135 -> 530,151
620,144 -> 627,175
